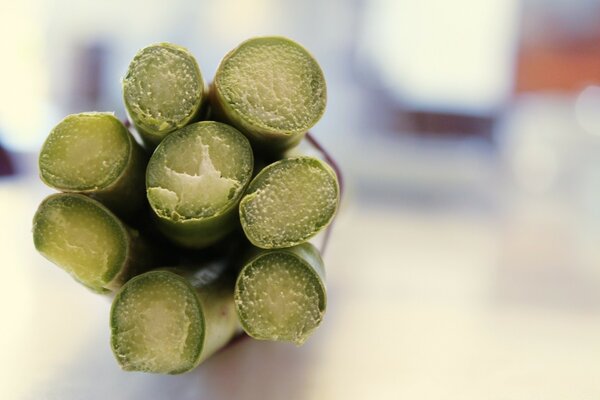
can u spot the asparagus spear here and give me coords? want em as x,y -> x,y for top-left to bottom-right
234,243 -> 326,345
32,193 -> 155,293
211,36 -> 327,152
38,113 -> 146,219
239,156 -> 339,249
146,121 -> 254,248
110,262 -> 239,374
123,43 -> 206,147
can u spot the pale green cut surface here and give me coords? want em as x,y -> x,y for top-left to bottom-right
216,37 -> 326,135
235,252 -> 325,345
39,113 -> 130,191
32,194 -> 127,290
240,157 -> 338,248
111,271 -> 204,374
123,43 -> 204,136
147,122 -> 253,221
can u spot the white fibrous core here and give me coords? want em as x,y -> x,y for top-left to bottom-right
147,123 -> 253,221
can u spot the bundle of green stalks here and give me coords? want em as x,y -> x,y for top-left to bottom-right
33,36 -> 340,375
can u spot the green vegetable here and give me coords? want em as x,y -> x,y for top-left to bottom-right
123,43 -> 206,147
212,36 -> 327,152
239,156 -> 339,249
146,121 -> 254,248
110,263 -> 239,374
33,37 -> 339,374
32,193 -> 155,293
234,243 -> 326,345
38,112 -> 146,219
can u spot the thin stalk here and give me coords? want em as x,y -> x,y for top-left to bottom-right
123,43 -> 206,148
110,262 -> 239,374
234,243 -> 326,345
239,156 -> 339,249
32,193 -> 157,293
38,113 -> 147,220
146,121 -> 254,248
212,36 -> 327,153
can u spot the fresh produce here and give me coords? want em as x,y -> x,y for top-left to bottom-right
212,36 -> 327,152
146,121 -> 253,248
33,36 -> 340,374
234,243 -> 326,345
239,156 -> 339,249
123,43 -> 206,147
32,193 -> 156,293
38,113 -> 146,219
111,264 -> 239,374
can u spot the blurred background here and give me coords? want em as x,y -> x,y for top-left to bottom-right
2,0 -> 600,398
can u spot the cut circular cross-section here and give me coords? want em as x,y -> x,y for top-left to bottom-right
110,271 -> 204,374
234,243 -> 326,345
39,113 -> 129,191
123,43 -> 206,147
146,121 -> 253,248
32,193 -> 130,293
38,112 -> 146,218
213,36 -> 327,151
239,156 -> 339,249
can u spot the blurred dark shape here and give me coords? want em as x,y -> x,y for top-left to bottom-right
395,111 -> 496,140
0,140 -> 15,176
359,86 -> 498,140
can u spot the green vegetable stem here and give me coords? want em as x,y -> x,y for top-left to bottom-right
239,156 -> 339,249
234,243 -> 326,345
123,43 -> 206,148
212,36 -> 327,153
110,262 -> 239,374
33,193 -> 157,293
39,112 -> 147,220
146,121 -> 254,248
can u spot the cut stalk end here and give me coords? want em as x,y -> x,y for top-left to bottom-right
110,271 -> 204,374
146,121 -> 253,248
39,113 -> 131,192
239,156 -> 339,249
234,244 -> 326,345
123,43 -> 206,146
32,194 -> 129,292
213,36 -> 326,151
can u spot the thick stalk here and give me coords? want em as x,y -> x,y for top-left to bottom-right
212,36 -> 327,153
123,42 -> 206,148
38,113 -> 147,220
239,156 -> 339,249
32,193 -> 157,293
110,261 -> 240,374
234,243 -> 326,345
146,121 -> 253,248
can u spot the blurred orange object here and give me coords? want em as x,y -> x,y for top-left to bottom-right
516,42 -> 600,92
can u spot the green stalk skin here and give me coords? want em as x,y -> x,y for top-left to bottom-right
146,121 -> 253,249
38,113 -> 147,221
110,261 -> 240,374
32,193 -> 158,293
239,156 -> 339,249
123,43 -> 206,148
234,243 -> 326,345
212,36 -> 327,153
